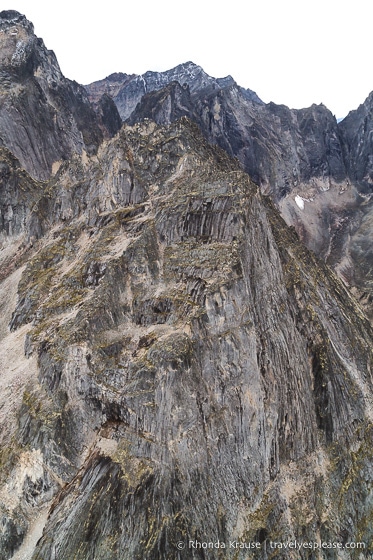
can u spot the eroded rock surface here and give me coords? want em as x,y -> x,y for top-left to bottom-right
0,118 -> 372,559
0,10 -> 120,181
87,62 -> 373,318
1,13 -> 373,559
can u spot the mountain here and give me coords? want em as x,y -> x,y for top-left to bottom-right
1,12 -> 373,560
339,91 -> 373,192
85,61 -> 263,122
2,115 -> 373,560
86,62 -> 346,198
0,10 -> 121,181
86,63 -> 373,319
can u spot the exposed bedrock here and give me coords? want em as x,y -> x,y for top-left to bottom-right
0,10 -> 121,181
88,62 -> 373,318
0,119 -> 372,559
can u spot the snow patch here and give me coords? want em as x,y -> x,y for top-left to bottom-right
295,195 -> 305,210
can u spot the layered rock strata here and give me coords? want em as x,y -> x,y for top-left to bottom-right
0,118 -> 372,559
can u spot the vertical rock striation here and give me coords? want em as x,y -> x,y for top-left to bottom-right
0,13 -> 373,559
0,118 -> 372,559
87,62 -> 373,319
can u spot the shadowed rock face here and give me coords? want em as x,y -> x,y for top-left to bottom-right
0,10 -> 121,181
339,91 -> 373,192
1,118 -> 373,559
0,147 -> 43,238
85,62 -> 263,123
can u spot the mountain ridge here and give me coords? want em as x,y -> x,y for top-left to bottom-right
86,62 -> 373,319
0,12 -> 373,559
0,10 -> 121,181
85,61 -> 264,121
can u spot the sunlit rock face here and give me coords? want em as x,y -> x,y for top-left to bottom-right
0,10 -> 120,181
87,64 -> 373,319
1,13 -> 373,560
1,116 -> 373,559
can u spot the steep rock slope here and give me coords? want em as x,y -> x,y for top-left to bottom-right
0,10 -> 121,181
88,64 -> 373,318
339,91 -> 373,192
0,118 -> 372,559
85,61 -> 263,122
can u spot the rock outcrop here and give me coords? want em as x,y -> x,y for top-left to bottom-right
0,10 -> 121,181
1,116 -> 373,559
87,63 -> 373,319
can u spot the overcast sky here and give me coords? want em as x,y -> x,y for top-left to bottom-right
10,1 -> 372,119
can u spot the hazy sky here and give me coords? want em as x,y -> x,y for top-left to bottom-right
10,1 -> 372,118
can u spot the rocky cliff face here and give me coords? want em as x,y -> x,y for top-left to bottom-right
1,116 -> 373,559
1,13 -> 373,560
85,61 -> 263,123
0,10 -> 121,181
87,63 -> 373,319
339,91 -> 373,193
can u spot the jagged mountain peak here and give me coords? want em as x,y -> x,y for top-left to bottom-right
140,61 -> 249,96
0,9 -> 46,77
159,60 -> 202,73
143,60 -> 209,81
0,11 -> 121,180
86,61 -> 263,121
106,71 -> 131,81
0,9 -> 28,24
84,72 -> 136,105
